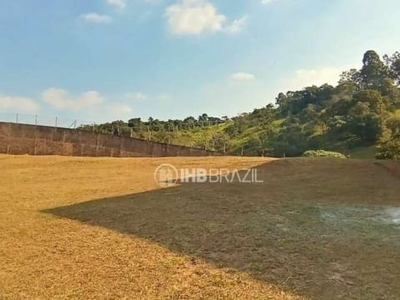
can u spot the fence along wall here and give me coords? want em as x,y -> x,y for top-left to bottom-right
0,122 -> 221,157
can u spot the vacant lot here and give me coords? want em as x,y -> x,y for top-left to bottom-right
1,155 -> 400,299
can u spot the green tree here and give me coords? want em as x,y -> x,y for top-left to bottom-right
352,90 -> 387,115
375,118 -> 400,160
384,51 -> 400,85
360,50 -> 391,91
345,101 -> 384,145
339,68 -> 361,86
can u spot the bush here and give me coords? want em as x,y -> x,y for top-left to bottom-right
302,150 -> 347,159
375,151 -> 393,160
375,139 -> 400,160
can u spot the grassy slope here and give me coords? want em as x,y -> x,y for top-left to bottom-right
1,155 -> 400,299
173,118 -> 286,155
177,119 -> 379,158
172,109 -> 400,158
173,122 -> 230,148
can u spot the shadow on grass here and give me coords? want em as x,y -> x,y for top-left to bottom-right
42,159 -> 400,299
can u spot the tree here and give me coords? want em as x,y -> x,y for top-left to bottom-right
275,92 -> 289,114
128,118 -> 142,130
270,121 -> 309,157
339,68 -> 361,86
352,90 -> 387,115
359,50 -> 391,91
345,101 -> 384,145
183,116 -> 197,129
198,113 -> 209,126
384,51 -> 400,85
375,118 -> 400,160
211,132 -> 230,152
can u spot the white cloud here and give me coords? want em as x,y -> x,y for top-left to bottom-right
0,89 -> 133,124
164,0 -> 248,36
224,15 -> 247,34
125,92 -> 148,101
107,0 -> 126,9
125,92 -> 172,103
283,65 -> 359,90
41,88 -> 134,122
165,0 -> 226,35
0,95 -> 40,113
81,13 -> 113,24
260,0 -> 274,4
42,88 -> 105,110
230,72 -> 255,81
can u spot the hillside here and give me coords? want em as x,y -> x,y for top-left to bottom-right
80,50 -> 400,159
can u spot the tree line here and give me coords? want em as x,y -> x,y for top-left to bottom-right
80,50 -> 400,159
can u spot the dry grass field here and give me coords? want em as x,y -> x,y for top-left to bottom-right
1,155 -> 400,299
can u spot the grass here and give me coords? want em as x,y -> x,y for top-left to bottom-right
174,122 -> 231,148
1,155 -> 400,299
348,146 -> 377,159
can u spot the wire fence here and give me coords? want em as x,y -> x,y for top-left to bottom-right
0,113 -> 96,129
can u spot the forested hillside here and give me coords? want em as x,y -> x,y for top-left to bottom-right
80,50 -> 400,159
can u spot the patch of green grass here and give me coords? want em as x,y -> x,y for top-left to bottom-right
348,146 -> 377,159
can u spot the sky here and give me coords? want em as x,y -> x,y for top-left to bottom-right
0,0 -> 400,125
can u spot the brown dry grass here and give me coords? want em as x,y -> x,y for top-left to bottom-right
1,155 -> 400,299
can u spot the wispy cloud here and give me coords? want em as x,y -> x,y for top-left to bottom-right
107,0 -> 127,9
260,0 -> 275,4
0,95 -> 40,113
282,64 -> 360,90
81,13 -> 113,24
230,72 -> 255,81
125,92 -> 149,101
42,88 -> 105,110
42,88 -> 134,122
224,15 -> 248,34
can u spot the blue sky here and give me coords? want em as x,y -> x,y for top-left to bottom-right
0,0 -> 400,125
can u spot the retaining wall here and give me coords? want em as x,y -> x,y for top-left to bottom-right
0,122 -> 221,157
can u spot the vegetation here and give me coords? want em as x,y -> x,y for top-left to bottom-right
375,116 -> 400,159
80,50 -> 400,159
302,150 -> 347,159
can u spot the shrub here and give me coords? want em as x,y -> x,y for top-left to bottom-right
302,150 -> 347,159
375,139 -> 400,160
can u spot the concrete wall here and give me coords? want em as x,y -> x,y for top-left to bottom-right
0,122 -> 221,157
